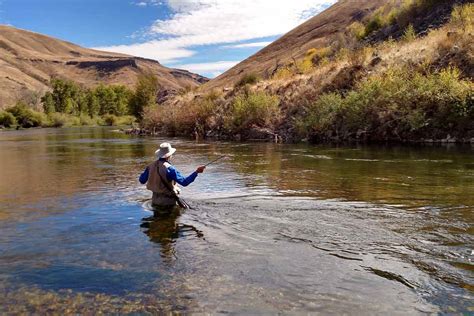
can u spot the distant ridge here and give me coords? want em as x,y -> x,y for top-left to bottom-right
0,25 -> 208,108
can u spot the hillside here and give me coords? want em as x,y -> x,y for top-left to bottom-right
0,25 -> 207,108
143,0 -> 473,143
205,0 -> 386,90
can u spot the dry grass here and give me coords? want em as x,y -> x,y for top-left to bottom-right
151,3 -> 473,142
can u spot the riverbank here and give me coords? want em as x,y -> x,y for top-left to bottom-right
124,126 -> 474,145
140,3 -> 473,144
0,103 -> 137,129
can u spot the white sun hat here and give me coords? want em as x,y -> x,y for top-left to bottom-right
155,142 -> 176,159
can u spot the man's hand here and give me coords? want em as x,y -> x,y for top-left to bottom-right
196,166 -> 206,173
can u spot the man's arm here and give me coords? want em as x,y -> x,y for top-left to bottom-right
167,166 -> 198,187
139,167 -> 149,184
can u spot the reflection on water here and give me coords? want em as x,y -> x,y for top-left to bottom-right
0,127 -> 473,314
141,207 -> 204,262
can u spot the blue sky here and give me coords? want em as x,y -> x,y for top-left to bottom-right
0,0 -> 335,78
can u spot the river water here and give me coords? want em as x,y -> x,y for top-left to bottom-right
0,127 -> 472,314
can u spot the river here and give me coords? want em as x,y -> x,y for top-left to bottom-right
0,127 -> 472,314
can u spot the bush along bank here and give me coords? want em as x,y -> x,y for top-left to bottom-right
0,103 -> 137,129
137,64 -> 473,144
138,3 -> 473,143
0,73 -> 159,130
298,66 -> 473,143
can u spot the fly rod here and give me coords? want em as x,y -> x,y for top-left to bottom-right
204,155 -> 227,167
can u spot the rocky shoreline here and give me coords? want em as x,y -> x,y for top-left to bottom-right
123,127 -> 474,145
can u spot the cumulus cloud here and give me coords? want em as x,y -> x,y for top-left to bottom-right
94,40 -> 196,63
133,0 -> 162,6
172,60 -> 240,74
95,0 -> 335,72
149,0 -> 334,44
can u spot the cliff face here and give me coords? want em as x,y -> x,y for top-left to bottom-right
0,25 -> 208,108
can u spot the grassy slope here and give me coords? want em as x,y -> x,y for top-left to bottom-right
145,1 -> 473,143
204,0 -> 386,90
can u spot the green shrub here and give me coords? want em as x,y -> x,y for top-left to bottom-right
78,114 -> 94,126
47,112 -> 69,127
364,14 -> 384,36
69,116 -> 81,126
301,66 -> 473,141
0,111 -> 17,127
102,114 -> 135,126
273,67 -> 294,80
116,115 -> 137,126
402,24 -> 416,42
103,114 -> 118,126
235,73 -> 260,88
394,0 -> 445,28
6,103 -> 45,128
305,46 -> 332,67
349,21 -> 367,41
225,92 -> 280,132
450,3 -> 474,32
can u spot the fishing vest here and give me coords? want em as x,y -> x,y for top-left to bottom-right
146,160 -> 177,196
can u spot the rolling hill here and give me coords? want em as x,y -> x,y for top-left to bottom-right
205,0 -> 386,90
0,25 -> 207,108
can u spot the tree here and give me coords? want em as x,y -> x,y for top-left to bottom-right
130,72 -> 160,118
95,84 -> 116,115
41,92 -> 55,114
86,90 -> 100,117
50,78 -> 80,114
112,85 -> 133,116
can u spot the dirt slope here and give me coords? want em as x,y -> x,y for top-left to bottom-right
0,25 -> 208,108
205,0 -> 387,90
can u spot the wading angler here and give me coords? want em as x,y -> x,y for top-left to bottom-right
139,143 -> 206,209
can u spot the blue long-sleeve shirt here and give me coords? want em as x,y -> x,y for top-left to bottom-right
139,160 -> 198,187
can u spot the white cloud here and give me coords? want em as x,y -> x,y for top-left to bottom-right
94,0 -> 336,70
172,60 -> 240,74
224,41 -> 273,49
93,40 -> 196,63
149,0 -> 334,44
133,0 -> 162,6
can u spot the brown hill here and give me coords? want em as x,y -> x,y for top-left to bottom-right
205,0 -> 386,90
0,25 -> 208,108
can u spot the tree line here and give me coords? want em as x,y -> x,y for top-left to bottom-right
41,73 -> 159,118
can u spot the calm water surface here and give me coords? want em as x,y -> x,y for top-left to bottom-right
0,127 -> 472,314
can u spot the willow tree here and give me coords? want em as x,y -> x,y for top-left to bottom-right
130,72 -> 160,118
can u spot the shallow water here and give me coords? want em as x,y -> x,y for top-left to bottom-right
0,127 -> 472,314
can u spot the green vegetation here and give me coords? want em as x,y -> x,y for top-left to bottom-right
353,0 -> 447,40
41,79 -> 134,117
225,92 -> 280,133
450,3 -> 474,32
130,73 -> 160,118
2,73 -> 158,129
4,3 -> 471,145
272,47 -> 333,79
142,91 -> 221,136
235,73 -> 260,88
402,24 -> 416,42
141,91 -> 279,138
0,111 -> 17,127
299,66 -> 473,141
6,103 -> 46,128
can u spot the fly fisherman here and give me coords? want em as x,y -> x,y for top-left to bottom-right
139,143 -> 205,208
